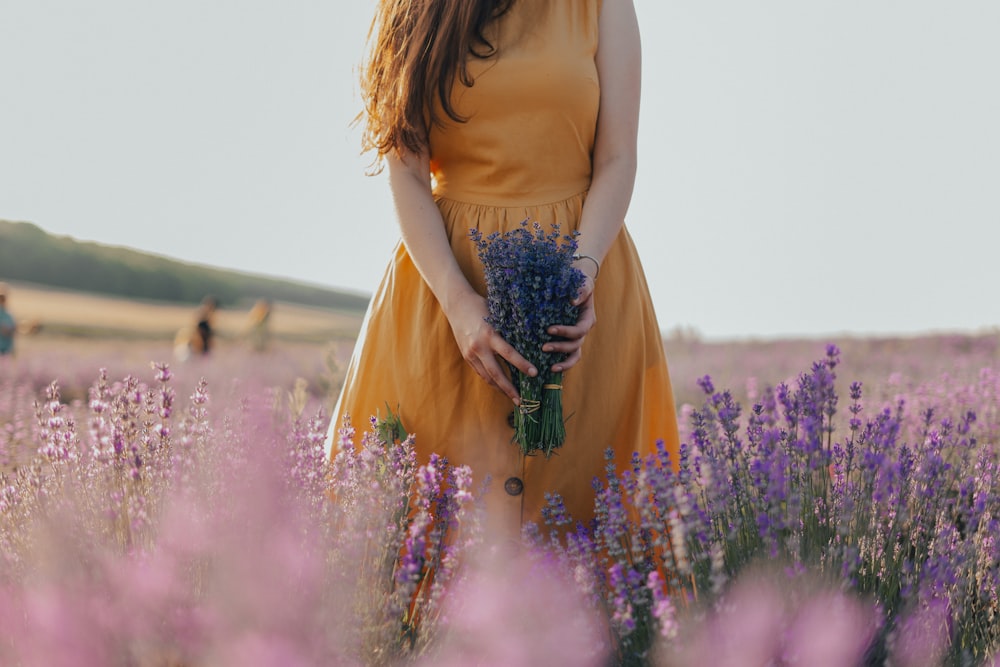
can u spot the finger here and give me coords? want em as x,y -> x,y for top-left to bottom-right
547,322 -> 588,340
543,337 -> 584,355
548,310 -> 596,339
466,357 -> 497,390
493,337 -> 537,379
571,277 -> 595,307
552,347 -> 582,373
468,355 -> 521,404
479,354 -> 522,404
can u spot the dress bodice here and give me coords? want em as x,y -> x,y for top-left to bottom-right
429,0 -> 601,207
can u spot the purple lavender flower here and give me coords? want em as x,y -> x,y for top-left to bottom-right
471,221 -> 585,456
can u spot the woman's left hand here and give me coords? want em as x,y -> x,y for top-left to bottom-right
543,275 -> 596,373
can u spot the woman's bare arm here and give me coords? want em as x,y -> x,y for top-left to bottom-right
386,149 -> 537,404
544,0 -> 642,370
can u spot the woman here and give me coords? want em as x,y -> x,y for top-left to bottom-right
329,0 -> 680,534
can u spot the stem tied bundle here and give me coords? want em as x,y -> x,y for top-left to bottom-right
471,221 -> 585,457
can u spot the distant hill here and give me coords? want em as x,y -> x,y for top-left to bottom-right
0,219 -> 370,312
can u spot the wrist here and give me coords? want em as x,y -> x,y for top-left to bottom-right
440,283 -> 481,320
572,253 -> 601,281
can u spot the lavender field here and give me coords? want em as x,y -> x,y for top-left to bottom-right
2,330 -> 1000,666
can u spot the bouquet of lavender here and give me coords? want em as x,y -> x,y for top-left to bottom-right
471,221 -> 586,457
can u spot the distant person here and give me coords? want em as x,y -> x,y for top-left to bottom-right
246,298 -> 273,352
173,295 -> 219,361
193,295 -> 218,355
0,283 -> 15,356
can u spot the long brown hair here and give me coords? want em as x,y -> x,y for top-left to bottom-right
359,0 -> 514,162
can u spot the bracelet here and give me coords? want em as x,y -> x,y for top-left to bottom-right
573,253 -> 600,280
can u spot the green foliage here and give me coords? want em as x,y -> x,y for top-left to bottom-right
375,404 -> 410,446
0,219 -> 369,311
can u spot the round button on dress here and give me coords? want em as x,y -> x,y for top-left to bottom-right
504,477 -> 525,496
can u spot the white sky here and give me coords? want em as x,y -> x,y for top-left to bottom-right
1,1 -> 998,340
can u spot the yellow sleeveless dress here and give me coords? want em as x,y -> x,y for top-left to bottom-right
330,0 -> 680,534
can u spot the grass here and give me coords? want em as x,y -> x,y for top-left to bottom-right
4,281 -> 364,343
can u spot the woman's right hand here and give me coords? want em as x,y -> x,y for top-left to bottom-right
446,291 -> 537,406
